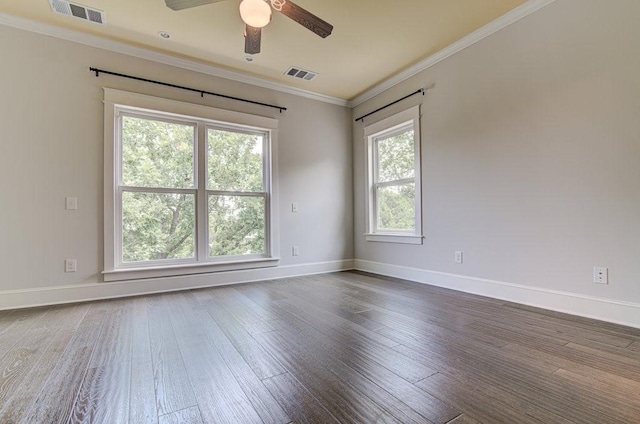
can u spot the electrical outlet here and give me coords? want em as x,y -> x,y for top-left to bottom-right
292,246 -> 299,256
455,251 -> 463,264
291,202 -> 299,213
65,259 -> 77,273
593,267 -> 608,284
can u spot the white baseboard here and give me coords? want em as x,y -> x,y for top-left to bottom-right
7,258 -> 639,330
354,259 -> 640,330
0,259 -> 354,311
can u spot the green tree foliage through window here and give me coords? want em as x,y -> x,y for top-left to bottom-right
208,129 -> 266,256
119,114 -> 268,263
121,116 -> 196,262
374,128 -> 416,232
377,130 -> 415,182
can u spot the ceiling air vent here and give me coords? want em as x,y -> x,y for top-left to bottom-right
284,66 -> 318,82
49,0 -> 105,24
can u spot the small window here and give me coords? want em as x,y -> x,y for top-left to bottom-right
103,89 -> 279,281
364,106 -> 423,244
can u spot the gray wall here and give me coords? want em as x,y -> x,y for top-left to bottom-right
0,24 -> 353,292
353,0 -> 640,304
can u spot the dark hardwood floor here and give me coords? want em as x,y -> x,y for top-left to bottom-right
1,271 -> 639,423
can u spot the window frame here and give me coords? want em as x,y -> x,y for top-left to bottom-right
103,88 -> 279,281
364,105 -> 423,244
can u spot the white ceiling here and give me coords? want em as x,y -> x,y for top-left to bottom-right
0,0 -> 528,101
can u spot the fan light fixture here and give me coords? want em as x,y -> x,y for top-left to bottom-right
239,0 -> 271,28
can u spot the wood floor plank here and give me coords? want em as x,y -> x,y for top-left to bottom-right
131,296 -> 152,363
416,372 -> 570,424
0,305 -> 90,423
274,297 -> 438,384
166,293 -> 264,424
553,368 -> 640,412
147,295 -> 197,416
0,309 -> 17,334
177,292 -> 290,424
262,372 -> 340,424
254,329 -> 407,424
273,277 -> 386,331
502,302 -> 640,341
69,362 -> 131,424
0,305 -> 87,408
89,300 -> 135,367
391,329 -> 633,423
0,307 -> 52,360
130,360 -> 158,424
17,303 -> 107,424
128,297 -> 157,423
329,274 -> 483,334
447,414 -> 482,424
201,294 -> 286,380
193,288 -> 278,336
261,305 -> 459,424
158,407 -> 203,424
274,294 -> 400,349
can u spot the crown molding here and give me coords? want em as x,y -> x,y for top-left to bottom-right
348,0 -> 558,108
0,12 -> 349,107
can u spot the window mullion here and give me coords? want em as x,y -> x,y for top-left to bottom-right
374,178 -> 415,188
120,186 -> 197,194
207,190 -> 266,197
196,122 -> 208,261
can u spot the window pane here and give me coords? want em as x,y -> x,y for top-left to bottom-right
377,183 -> 415,231
209,195 -> 265,256
376,129 -> 415,182
122,191 -> 195,262
122,116 -> 195,189
208,129 -> 264,192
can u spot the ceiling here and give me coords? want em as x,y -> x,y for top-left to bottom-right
0,0 -> 527,101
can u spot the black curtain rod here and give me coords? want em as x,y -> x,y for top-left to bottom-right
89,67 -> 287,113
355,88 -> 425,122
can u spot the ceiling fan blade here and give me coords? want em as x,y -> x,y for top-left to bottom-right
244,25 -> 262,55
164,0 -> 225,11
278,0 -> 333,38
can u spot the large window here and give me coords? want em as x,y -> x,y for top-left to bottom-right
103,89 -> 278,281
364,106 -> 422,244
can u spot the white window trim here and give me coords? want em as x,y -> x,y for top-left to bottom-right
103,88 -> 280,282
364,105 -> 423,245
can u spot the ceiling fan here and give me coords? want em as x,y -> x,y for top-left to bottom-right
164,0 -> 333,55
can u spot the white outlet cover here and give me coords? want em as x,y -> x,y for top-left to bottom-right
65,197 -> 78,210
65,259 -> 77,272
593,267 -> 608,284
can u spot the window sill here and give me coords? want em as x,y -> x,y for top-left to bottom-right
102,257 -> 280,282
365,233 -> 424,245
